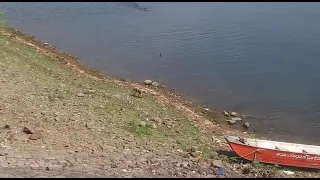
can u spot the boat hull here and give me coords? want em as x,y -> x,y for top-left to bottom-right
226,136 -> 320,169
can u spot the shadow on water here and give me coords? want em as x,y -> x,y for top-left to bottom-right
217,150 -> 320,173
120,2 -> 149,12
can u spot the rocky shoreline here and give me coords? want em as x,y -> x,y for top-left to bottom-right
0,26 -> 319,178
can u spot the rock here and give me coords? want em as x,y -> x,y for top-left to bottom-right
84,89 -> 96,94
3,125 -> 10,130
150,117 -> 162,124
29,131 -> 43,140
22,127 -> 33,134
226,120 -> 237,125
211,160 -> 224,168
76,92 -> 85,97
231,117 -> 242,121
211,137 -> 222,143
181,161 -> 189,168
203,108 -> 210,111
151,124 -> 157,129
282,170 -> 295,176
190,151 -> 202,158
143,80 -> 153,85
139,121 -> 147,127
230,112 -> 237,117
243,122 -> 250,129
151,82 -> 159,87
223,111 -> 230,117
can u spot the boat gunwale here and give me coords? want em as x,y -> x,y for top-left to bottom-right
225,135 -> 320,156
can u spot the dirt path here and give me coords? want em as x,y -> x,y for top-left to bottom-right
0,27 -> 319,178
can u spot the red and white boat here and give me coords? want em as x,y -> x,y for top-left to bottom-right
225,136 -> 320,169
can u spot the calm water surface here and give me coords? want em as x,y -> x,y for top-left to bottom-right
1,2 -> 320,144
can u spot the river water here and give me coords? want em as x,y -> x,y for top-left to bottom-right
1,2 -> 320,144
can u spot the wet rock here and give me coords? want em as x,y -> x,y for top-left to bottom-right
226,120 -> 237,125
223,111 -> 230,117
231,117 -> 242,121
29,131 -> 43,140
211,160 -> 224,168
22,127 -> 33,134
3,125 -> 10,130
76,92 -> 85,97
139,121 -> 147,127
143,80 -> 153,85
151,81 -> 159,87
243,122 -> 250,129
230,112 -> 237,117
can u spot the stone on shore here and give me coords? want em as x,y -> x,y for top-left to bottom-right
243,122 -> 250,129
230,112 -> 237,117
151,81 -> 159,87
231,117 -> 242,121
226,120 -> 237,125
223,111 -> 230,117
143,80 -> 153,85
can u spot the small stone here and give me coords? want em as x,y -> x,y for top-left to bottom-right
150,117 -> 162,124
190,151 -> 202,158
151,82 -> 159,87
243,122 -> 250,129
22,127 -> 33,134
76,92 -> 85,97
230,112 -> 237,117
211,160 -> 224,168
139,121 -> 147,127
231,117 -> 242,121
3,125 -> 10,130
180,161 -> 189,168
226,120 -> 237,125
223,111 -> 229,117
84,89 -> 96,94
151,124 -> 157,129
203,108 -> 210,111
143,80 -> 153,85
29,131 -> 43,140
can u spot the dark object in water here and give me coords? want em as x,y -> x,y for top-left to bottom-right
160,53 -> 162,57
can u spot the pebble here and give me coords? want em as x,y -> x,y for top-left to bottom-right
84,89 -> 96,94
29,131 -> 43,140
139,121 -> 147,127
76,92 -> 85,97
